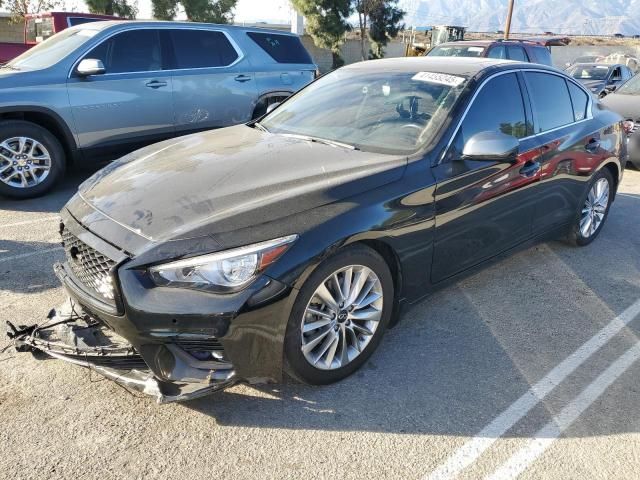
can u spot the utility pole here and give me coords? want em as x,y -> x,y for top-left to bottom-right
504,0 -> 514,39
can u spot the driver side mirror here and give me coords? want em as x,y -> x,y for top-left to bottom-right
77,58 -> 105,77
462,131 -> 519,162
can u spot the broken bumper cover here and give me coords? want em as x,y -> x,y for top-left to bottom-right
7,300 -> 237,404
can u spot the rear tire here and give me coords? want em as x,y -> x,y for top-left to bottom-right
566,168 -> 613,246
284,244 -> 394,385
0,120 -> 65,199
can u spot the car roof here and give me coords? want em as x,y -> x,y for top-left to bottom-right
70,20 -> 300,36
342,56 -> 557,77
570,63 -> 620,68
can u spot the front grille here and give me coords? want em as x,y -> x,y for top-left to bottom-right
61,226 -> 117,304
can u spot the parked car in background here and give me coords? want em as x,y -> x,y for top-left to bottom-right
0,11 -> 119,63
425,37 -> 570,66
614,33 -> 625,38
0,21 -> 316,198
11,57 -> 625,402
601,74 -> 640,169
565,63 -> 633,97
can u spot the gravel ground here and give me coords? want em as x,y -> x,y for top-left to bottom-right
0,168 -> 639,480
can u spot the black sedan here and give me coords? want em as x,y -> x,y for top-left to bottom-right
10,58 -> 625,402
601,74 -> 640,169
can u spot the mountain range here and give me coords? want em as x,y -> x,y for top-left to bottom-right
399,0 -> 640,35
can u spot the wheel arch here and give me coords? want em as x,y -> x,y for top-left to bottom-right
251,90 -> 293,119
0,107 -> 78,165
600,161 -> 620,198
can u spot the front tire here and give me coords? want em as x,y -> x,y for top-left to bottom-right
0,120 -> 66,199
284,245 -> 394,385
567,168 -> 613,246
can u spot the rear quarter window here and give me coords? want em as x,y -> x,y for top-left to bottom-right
530,46 -> 553,66
247,32 -> 313,64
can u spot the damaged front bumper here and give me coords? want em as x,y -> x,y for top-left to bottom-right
7,299 -> 236,404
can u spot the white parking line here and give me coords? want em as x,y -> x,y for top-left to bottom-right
0,246 -> 63,263
0,216 -> 59,229
487,341 -> 640,480
425,298 -> 640,480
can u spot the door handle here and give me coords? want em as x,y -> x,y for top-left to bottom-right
519,160 -> 541,178
145,80 -> 167,89
585,138 -> 600,152
234,74 -> 252,83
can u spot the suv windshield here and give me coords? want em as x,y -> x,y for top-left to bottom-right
428,45 -> 486,57
7,27 -> 99,71
261,68 -> 466,154
567,65 -> 611,80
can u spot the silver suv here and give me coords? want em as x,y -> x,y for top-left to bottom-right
0,21 -> 316,198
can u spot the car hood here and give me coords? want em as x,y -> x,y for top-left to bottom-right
77,125 -> 407,243
601,92 -> 640,119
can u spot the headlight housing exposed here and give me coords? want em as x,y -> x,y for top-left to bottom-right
149,235 -> 298,292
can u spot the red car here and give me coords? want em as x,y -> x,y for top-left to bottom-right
0,11 -> 119,63
426,37 -> 570,67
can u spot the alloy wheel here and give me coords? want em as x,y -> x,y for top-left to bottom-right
0,136 -> 51,189
580,177 -> 609,238
301,265 -> 383,370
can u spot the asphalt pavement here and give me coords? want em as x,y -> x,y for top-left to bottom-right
1,169 -> 639,480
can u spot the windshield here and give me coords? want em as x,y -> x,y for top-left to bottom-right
567,65 -> 611,80
260,68 -> 466,155
616,74 -> 640,94
428,45 -> 486,58
7,28 -> 99,71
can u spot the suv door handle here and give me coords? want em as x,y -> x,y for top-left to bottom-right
145,80 -> 167,89
234,75 -> 252,83
519,160 -> 541,178
585,138 -> 600,152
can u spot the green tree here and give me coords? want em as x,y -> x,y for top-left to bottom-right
359,0 -> 404,59
5,0 -> 59,21
85,0 -> 138,18
368,0 -> 404,58
291,0 -> 352,69
151,0 -> 238,23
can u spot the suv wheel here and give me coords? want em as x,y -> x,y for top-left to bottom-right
284,245 -> 394,385
0,120 -> 65,199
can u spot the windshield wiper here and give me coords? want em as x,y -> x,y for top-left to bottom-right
0,64 -> 19,71
252,122 -> 269,133
281,133 -> 359,150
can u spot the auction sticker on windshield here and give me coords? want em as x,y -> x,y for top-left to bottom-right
411,72 -> 465,87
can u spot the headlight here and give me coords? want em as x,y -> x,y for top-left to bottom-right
149,234 -> 298,292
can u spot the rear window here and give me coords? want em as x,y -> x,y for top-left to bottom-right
68,17 -> 106,27
247,32 -> 313,64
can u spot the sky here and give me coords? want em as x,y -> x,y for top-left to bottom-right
56,0 -> 295,23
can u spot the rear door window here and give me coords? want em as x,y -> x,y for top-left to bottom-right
87,29 -> 163,73
507,45 -> 528,62
525,72 -> 574,132
487,45 -> 506,59
169,29 -> 239,69
246,32 -> 313,64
